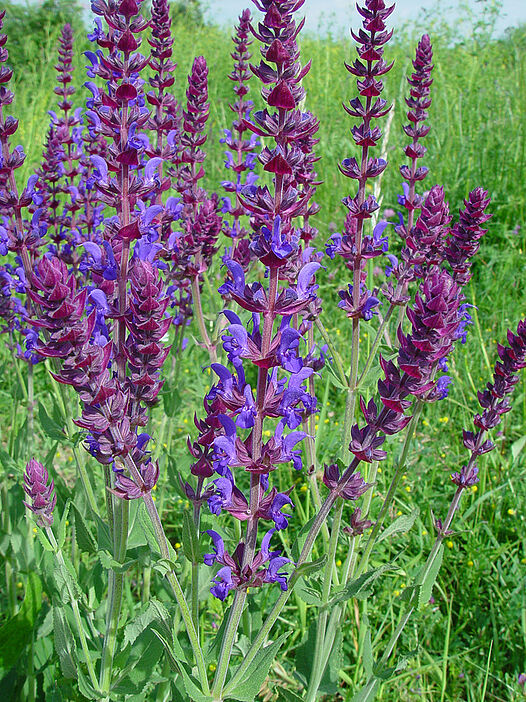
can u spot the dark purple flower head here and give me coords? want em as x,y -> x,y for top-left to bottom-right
445,188 -> 492,285
344,507 -> 374,537
323,463 -> 371,500
23,459 -> 56,527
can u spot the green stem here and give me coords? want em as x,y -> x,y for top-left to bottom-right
47,528 -> 100,693
139,490 -> 210,694
306,498 -> 344,702
313,316 -> 348,388
210,589 -> 248,697
191,482 -> 203,637
27,361 -> 34,453
142,566 -> 151,605
356,303 -> 396,389
355,402 -> 423,579
99,499 -> 129,694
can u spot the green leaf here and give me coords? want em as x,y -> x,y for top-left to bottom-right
71,503 -> 97,554
42,442 -> 59,471
362,617 -> 373,679
329,565 -> 392,606
227,632 -> 290,702
325,360 -> 348,391
178,663 -> 214,702
57,499 -> 71,550
351,678 -> 380,702
123,599 -> 171,649
97,549 -> 137,574
511,434 -> 526,460
34,524 -> 55,552
38,402 -> 67,442
95,514 -> 113,553
137,502 -> 161,556
77,668 -> 99,700
294,554 -> 327,580
377,508 -> 419,543
0,446 -> 19,475
111,628 -> 165,696
53,606 -> 77,679
151,629 -> 181,674
321,627 -> 343,695
0,572 -> 42,671
162,384 -> 182,417
418,543 -> 444,608
205,602 -> 234,663
182,509 -> 200,564
278,690 -> 304,702
53,558 -> 84,604
294,578 -> 324,607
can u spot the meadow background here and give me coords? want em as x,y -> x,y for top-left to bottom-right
1,0 -> 525,700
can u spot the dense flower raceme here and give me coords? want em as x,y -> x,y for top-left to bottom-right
23,459 -> 57,527
452,320 -> 526,489
384,185 -> 491,312
198,0 -> 326,599
397,33 -> 433,232
327,0 -> 394,323
220,9 -> 260,264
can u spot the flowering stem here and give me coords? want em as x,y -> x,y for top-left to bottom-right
358,487 -> 463,697
306,497 -> 344,702
356,302 -> 396,389
99,499 -> 129,695
212,265 -> 280,697
136,485 -> 209,693
355,401 -> 424,579
46,527 -> 100,693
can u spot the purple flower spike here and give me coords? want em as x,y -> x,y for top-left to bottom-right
453,320 -> 526,491
399,34 -> 434,219
445,188 -> 492,285
23,459 -> 57,527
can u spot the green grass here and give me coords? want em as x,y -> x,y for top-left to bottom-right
1,4 -> 526,701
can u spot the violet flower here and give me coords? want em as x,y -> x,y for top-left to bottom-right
202,0 -> 321,600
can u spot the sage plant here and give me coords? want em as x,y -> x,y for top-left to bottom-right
1,0 -> 524,700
